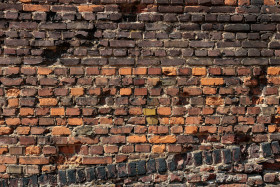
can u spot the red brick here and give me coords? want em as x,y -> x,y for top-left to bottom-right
19,156 -> 49,164
23,4 -> 50,12
82,156 -> 112,164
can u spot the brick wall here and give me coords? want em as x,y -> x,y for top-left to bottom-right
0,0 -> 280,186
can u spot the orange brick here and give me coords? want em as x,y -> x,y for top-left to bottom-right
268,67 -> 280,75
225,0 -> 237,5
203,87 -> 217,95
200,126 -> 217,133
162,67 -> 176,76
42,165 -> 56,172
129,107 -> 142,115
23,4 -> 50,12
268,125 -> 277,133
206,97 -> 224,105
100,118 -> 113,125
185,126 -> 198,134
133,68 -> 147,75
264,0 -> 275,5
238,0 -> 250,5
104,145 -> 118,153
192,67 -> 207,76
268,77 -> 280,84
159,117 -> 169,124
0,127 -> 13,135
0,165 -> 6,172
50,108 -> 65,116
16,127 -> 30,135
68,118 -> 83,125
185,117 -> 203,124
157,107 -> 171,115
52,126 -> 71,135
8,98 -> 19,107
19,156 -> 49,165
147,78 -> 160,86
0,147 -> 8,154
201,78 -> 224,85
82,156 -> 112,165
6,88 -> 20,97
71,88 -> 84,96
26,146 -> 41,155
6,118 -> 21,126
39,98 -> 58,106
149,135 -> 176,143
170,117 -> 184,125
101,68 -> 116,75
37,67 -> 52,75
77,5 -> 104,12
119,68 -> 132,75
0,156 -> 17,164
127,135 -> 147,143
152,145 -> 165,153
20,108 -> 34,116
120,88 -> 132,95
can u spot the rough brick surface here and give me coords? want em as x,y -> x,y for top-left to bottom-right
0,0 -> 280,186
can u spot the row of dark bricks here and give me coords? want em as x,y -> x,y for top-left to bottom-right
3,12 -> 280,23
0,30 -> 276,42
0,49 -> 280,58
3,39 -> 280,48
2,48 -> 279,58
1,141 -> 280,186
2,21 -> 280,31
1,57 -> 280,66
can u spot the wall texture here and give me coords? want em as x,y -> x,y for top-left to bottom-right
1,0 -> 280,186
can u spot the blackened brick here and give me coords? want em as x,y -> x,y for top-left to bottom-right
128,162 -> 137,177
147,159 -> 156,174
117,163 -> 127,178
193,152 -> 202,166
85,167 -> 95,182
107,165 -> 117,179
96,166 -> 106,180
156,158 -> 167,174
261,142 -> 272,157
58,170 -> 67,186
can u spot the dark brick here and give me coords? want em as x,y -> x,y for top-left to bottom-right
77,169 -> 85,183
157,158 -> 167,173
213,149 -> 221,164
203,151 -> 212,165
261,142 -> 272,157
107,165 -> 117,179
193,152 -> 202,166
224,24 -> 250,31
146,159 -> 156,174
109,58 -> 134,66
81,58 -> 107,65
117,163 -> 127,178
128,162 -> 137,177
85,167 -> 95,182
58,170 -> 67,186
96,166 -> 106,180
271,141 -> 280,154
